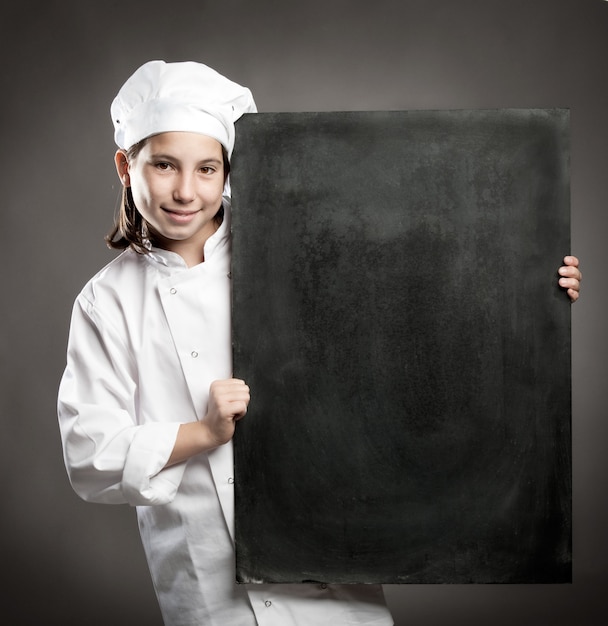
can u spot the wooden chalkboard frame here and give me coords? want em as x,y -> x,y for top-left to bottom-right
231,109 -> 571,584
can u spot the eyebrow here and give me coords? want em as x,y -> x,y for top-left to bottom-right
149,153 -> 223,166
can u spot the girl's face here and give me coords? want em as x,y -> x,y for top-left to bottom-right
116,131 -> 226,265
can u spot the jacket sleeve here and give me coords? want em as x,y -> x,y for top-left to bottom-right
57,294 -> 186,506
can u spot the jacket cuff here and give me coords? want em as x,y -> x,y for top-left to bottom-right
122,422 -> 185,505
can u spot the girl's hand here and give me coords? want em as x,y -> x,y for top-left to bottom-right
201,378 -> 250,447
559,256 -> 582,303
164,379 -> 250,468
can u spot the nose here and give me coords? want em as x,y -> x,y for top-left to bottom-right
173,172 -> 196,204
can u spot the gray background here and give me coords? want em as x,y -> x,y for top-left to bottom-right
0,0 -> 605,624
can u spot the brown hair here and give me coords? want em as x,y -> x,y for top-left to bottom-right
105,137 -> 230,254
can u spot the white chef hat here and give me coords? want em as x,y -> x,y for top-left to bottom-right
110,60 -> 256,157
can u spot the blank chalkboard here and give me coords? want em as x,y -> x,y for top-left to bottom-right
230,109 -> 571,584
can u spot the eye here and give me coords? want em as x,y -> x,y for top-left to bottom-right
200,166 -> 216,174
155,162 -> 172,171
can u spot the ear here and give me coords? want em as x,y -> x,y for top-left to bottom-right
114,150 -> 131,187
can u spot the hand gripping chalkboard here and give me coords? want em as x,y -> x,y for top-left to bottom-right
230,109 -> 571,584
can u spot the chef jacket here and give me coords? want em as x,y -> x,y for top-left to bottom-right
57,206 -> 394,626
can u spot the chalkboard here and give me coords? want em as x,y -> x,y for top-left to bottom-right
230,109 -> 571,584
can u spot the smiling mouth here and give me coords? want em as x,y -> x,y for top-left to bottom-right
162,208 -> 201,222
163,208 -> 199,216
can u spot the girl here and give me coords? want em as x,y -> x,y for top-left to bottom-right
57,60 -> 396,626
58,60 -> 582,626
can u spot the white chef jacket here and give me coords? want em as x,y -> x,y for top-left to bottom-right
57,205 -> 394,626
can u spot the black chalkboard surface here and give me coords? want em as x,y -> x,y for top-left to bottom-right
230,109 -> 571,584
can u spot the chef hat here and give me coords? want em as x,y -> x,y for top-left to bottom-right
111,60 -> 257,157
